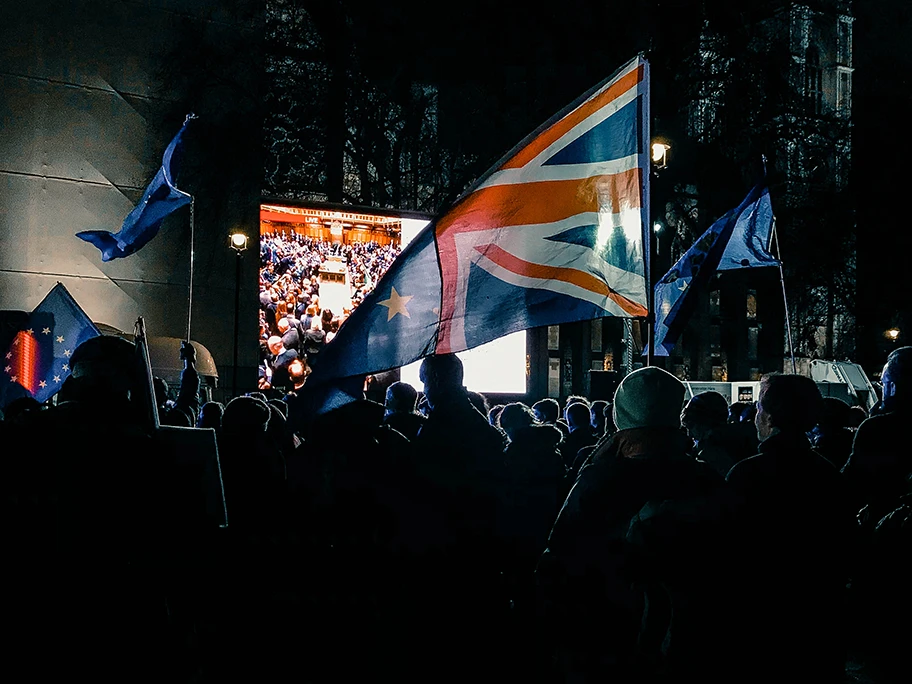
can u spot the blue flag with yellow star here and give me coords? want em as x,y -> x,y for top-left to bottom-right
1,283 -> 100,406
652,184 -> 778,356
307,225 -> 442,388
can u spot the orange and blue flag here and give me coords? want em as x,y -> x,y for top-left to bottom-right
308,57 -> 650,391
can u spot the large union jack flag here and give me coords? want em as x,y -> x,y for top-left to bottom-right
307,56 -> 650,393
437,56 -> 650,352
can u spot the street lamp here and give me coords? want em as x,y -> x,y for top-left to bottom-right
653,221 -> 664,258
647,139 -> 671,365
651,140 -> 671,170
230,233 -> 249,252
230,233 -> 248,398
885,327 -> 901,342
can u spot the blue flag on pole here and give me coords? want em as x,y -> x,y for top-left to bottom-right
76,115 -> 194,261
305,57 -> 650,410
652,184 -> 778,357
1,283 -> 101,406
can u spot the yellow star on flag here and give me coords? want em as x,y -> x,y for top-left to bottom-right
42,328 -> 51,335
53,375 -> 61,383
378,287 -> 413,322
39,380 -> 47,388
56,336 -> 65,343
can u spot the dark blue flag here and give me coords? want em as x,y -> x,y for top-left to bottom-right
652,184 -> 778,357
1,283 -> 100,405
76,115 -> 194,261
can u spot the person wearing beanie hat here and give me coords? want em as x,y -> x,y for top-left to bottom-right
538,365 -> 733,684
612,366 -> 686,431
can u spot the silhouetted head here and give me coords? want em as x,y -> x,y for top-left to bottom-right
566,401 -> 591,432
2,396 -> 44,423
532,398 -> 560,424
385,381 -> 418,414
418,354 -> 464,409
681,391 -> 729,442
153,376 -> 170,408
847,405 -> 867,428
69,335 -> 137,400
499,402 -> 537,442
818,397 -> 852,430
197,401 -> 224,430
728,401 -> 753,423
488,404 -> 505,428
563,395 -> 589,421
222,395 -> 271,434
755,373 -> 823,441
589,400 -> 609,435
882,346 -> 912,404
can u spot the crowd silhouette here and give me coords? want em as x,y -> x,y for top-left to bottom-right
2,337 -> 911,684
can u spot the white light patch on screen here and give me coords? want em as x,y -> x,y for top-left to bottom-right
397,216 -> 526,395
400,330 -> 527,395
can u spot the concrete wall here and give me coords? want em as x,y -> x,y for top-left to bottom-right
0,0 -> 264,396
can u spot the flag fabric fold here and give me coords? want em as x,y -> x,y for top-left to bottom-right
306,56 -> 651,399
1,283 -> 100,405
652,184 -> 778,357
77,115 -> 194,261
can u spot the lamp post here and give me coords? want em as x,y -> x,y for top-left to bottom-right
230,232 -> 248,398
647,138 -> 671,366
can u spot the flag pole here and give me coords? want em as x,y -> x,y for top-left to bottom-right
186,196 -> 195,342
772,221 -> 797,374
645,56 -> 654,367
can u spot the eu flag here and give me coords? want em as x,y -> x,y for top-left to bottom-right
306,56 -> 651,399
652,184 -> 778,357
76,115 -> 194,261
1,283 -> 100,405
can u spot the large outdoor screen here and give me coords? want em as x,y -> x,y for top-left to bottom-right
259,202 -> 526,395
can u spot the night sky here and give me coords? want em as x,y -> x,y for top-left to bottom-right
348,0 -> 912,364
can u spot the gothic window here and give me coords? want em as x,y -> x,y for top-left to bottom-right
805,48 -> 823,116
837,69 -> 852,115
837,18 -> 851,66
